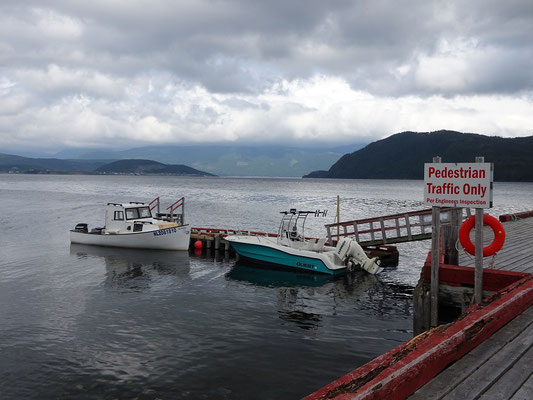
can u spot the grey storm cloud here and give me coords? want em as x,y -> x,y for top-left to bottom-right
0,0 -> 532,152
3,0 -> 532,95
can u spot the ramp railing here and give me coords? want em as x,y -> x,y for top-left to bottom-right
325,207 -> 471,246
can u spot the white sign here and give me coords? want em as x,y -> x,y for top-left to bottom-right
424,163 -> 493,208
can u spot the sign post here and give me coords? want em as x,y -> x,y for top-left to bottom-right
474,157 -> 485,303
430,156 -> 441,327
424,158 -> 493,324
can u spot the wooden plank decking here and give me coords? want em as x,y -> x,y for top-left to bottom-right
409,306 -> 533,399
302,215 -> 533,400
458,217 -> 533,274
410,217 -> 533,400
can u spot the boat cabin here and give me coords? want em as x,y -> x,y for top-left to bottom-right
105,202 -> 159,234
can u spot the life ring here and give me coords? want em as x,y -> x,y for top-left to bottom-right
459,214 -> 505,257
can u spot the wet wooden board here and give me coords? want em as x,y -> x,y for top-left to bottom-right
509,373 -> 533,400
409,306 -> 533,399
458,218 -> 533,274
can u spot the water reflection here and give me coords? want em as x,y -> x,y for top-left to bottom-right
70,244 -> 190,291
195,248 -> 232,263
226,263 -> 338,287
226,263 -> 393,330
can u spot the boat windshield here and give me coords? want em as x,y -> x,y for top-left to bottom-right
125,206 -> 152,220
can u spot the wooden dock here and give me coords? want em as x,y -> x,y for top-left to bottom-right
409,306 -> 533,399
458,216 -> 533,274
302,214 -> 533,400
409,216 -> 533,399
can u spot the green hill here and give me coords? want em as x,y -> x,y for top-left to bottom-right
0,153 -> 108,173
304,130 -> 533,182
95,159 -> 214,176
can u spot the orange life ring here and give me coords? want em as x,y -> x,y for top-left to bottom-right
459,214 -> 505,257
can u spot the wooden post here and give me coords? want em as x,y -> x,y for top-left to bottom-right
380,218 -> 386,243
430,156 -> 441,327
353,222 -> 359,242
474,156 -> 485,303
405,214 -> 412,240
336,195 -> 340,241
395,218 -> 401,239
443,208 -> 460,265
420,214 -> 426,234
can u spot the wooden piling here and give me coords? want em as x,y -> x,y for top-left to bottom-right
430,156 -> 441,327
474,156 -> 485,303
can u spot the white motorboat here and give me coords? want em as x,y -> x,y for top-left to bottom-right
70,197 -> 191,250
226,209 -> 383,275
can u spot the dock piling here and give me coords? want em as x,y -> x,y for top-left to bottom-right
474,156 -> 485,304
430,156 -> 442,327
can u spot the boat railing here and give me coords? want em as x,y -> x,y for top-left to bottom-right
166,197 -> 185,225
150,196 -> 186,225
149,197 -> 160,214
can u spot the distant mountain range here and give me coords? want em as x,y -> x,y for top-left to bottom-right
304,130 -> 533,182
4,131 -> 531,180
0,153 -> 109,173
0,154 -> 213,176
53,144 -> 364,177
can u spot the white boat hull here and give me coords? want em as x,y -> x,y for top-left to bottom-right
70,225 -> 191,250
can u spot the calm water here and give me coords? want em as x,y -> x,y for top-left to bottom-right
0,175 -> 531,400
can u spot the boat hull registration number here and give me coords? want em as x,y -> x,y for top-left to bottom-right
153,227 -> 177,236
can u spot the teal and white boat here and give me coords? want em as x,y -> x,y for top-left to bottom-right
226,209 -> 382,276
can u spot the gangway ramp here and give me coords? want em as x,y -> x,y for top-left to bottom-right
325,207 -> 471,246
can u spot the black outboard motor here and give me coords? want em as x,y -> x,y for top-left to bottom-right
74,223 -> 88,233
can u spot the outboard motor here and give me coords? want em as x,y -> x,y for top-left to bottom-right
74,223 -> 88,233
337,237 -> 383,275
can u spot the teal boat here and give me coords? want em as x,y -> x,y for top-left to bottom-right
226,209 -> 382,275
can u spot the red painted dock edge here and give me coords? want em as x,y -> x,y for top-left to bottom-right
499,210 -> 533,221
420,253 -> 529,292
302,272 -> 533,400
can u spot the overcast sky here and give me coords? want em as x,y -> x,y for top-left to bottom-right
1,0 -> 532,154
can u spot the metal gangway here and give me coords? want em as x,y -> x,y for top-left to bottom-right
325,207 -> 472,246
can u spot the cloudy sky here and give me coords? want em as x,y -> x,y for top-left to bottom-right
1,0 -> 532,154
